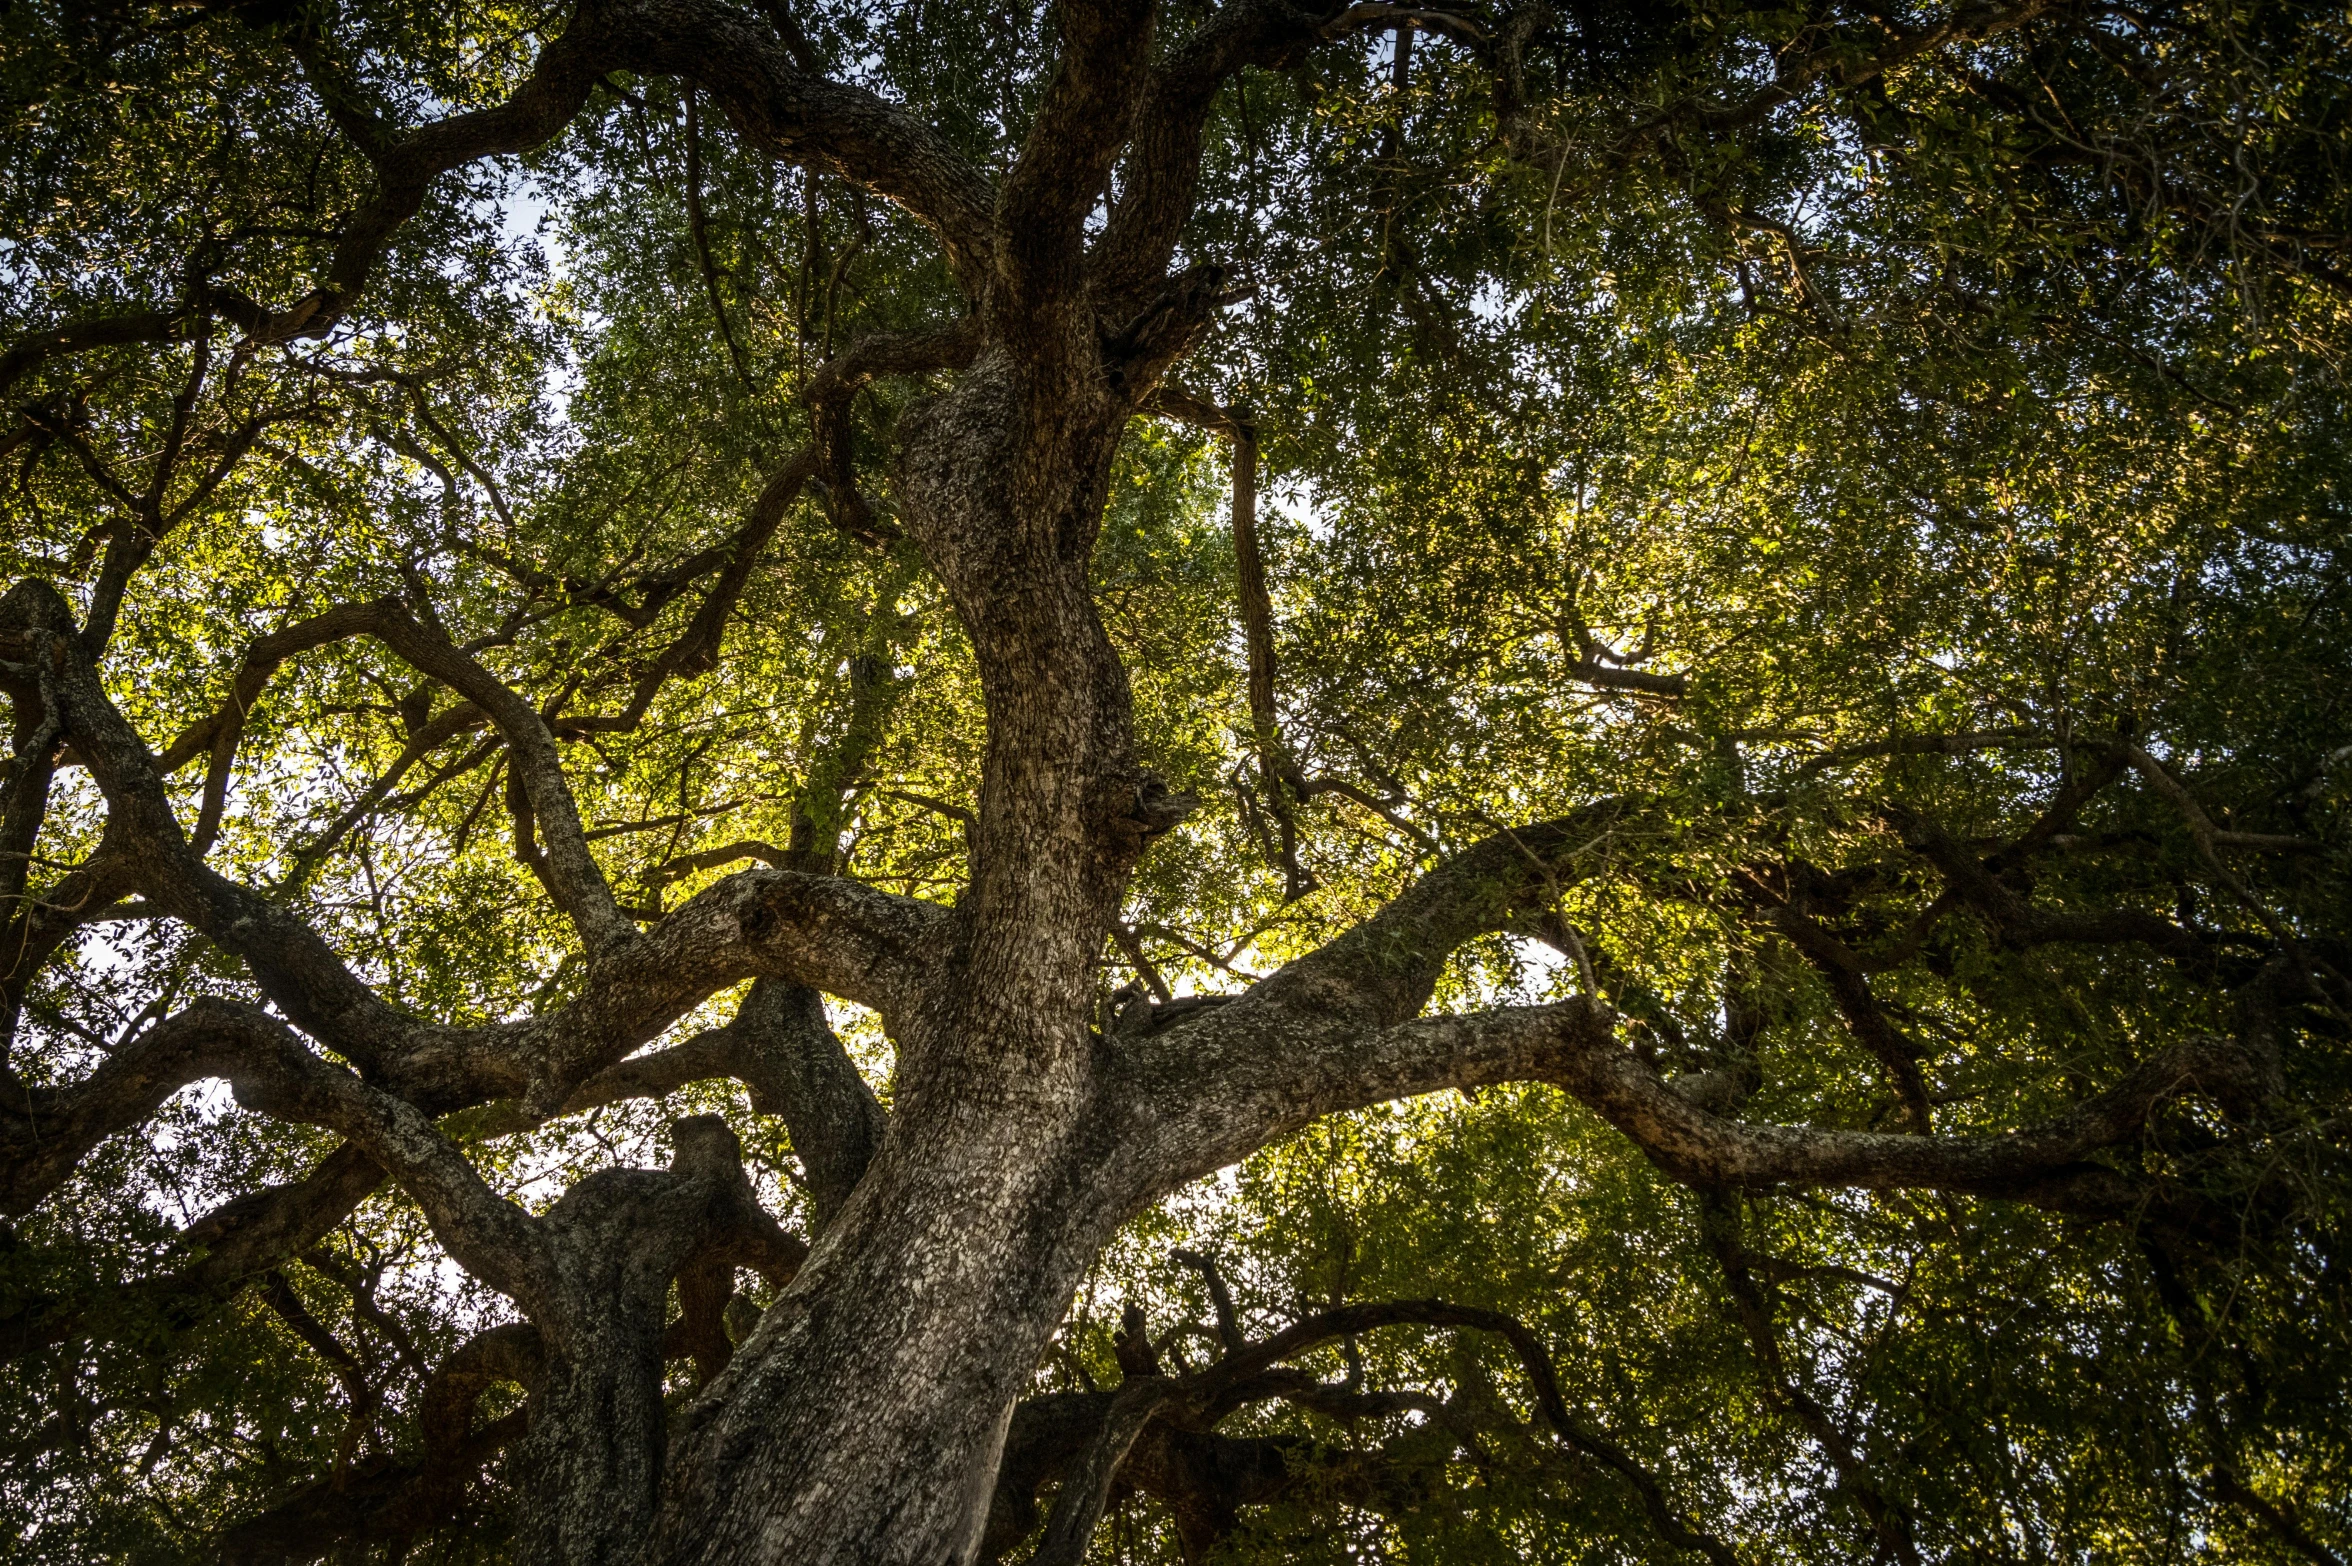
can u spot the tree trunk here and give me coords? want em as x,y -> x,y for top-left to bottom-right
648,351 -> 1144,1564
513,1318 -> 671,1566
651,1113 -> 1121,1563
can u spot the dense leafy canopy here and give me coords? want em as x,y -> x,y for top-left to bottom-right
3,0 -> 2350,1561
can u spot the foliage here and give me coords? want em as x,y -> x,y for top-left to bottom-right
2,0 -> 2349,1561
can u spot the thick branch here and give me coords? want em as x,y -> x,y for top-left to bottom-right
1124,977 -> 2275,1239
801,325 -> 980,541
629,0 -> 997,290
725,979 -> 886,1226
9,579 -> 941,1138
1558,1019 -> 2278,1197
207,1010 -> 557,1312
1026,1375 -> 1177,1565
1,997 -> 301,1215
999,0 -> 1157,332
1093,0 -> 1431,305
482,980 -> 886,1228
1124,999 -> 1619,1195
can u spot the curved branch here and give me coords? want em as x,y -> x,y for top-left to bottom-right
11,578 -> 944,1118
1185,1298 -> 1736,1565
1123,979 -> 2277,1233
1026,1374 -> 1177,1566
1192,801 -> 1645,1035
4,579 -> 419,1069
1558,1023 -> 2279,1197
5,0 -> 997,403
453,862 -> 944,1109
996,1293 -> 1734,1566
801,324 -> 981,540
2,1 -> 610,392
0,307 -> 196,403
724,979 -> 886,1226
628,0 -> 997,291
473,979 -> 885,1229
203,1009 -> 557,1311
1094,0 -> 1362,304
350,599 -> 633,949
1124,999 -> 1618,1195
1,997 -> 299,1216
1141,385 -> 1315,897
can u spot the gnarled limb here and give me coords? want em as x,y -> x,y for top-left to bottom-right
461,862 -> 942,1106
151,601 -> 400,777
1107,806 -> 1647,1193
512,1116 -> 800,1564
627,0 -> 996,291
1113,789 -> 2281,1221
2,997 -> 313,1216
5,578 -> 421,1071
1119,998 -> 1620,1200
463,980 -> 884,1227
213,1037 -> 801,1564
726,980 -> 886,1227
1122,982 -> 2275,1237
802,324 -> 981,540
1560,1018 -> 2277,1199
6,575 -> 943,1117
1025,1374 -> 1176,1566
988,1290 -> 1736,1566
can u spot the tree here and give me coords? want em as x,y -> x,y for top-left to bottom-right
3,0 -> 2349,1559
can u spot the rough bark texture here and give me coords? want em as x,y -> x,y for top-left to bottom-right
2,1 -> 2319,1561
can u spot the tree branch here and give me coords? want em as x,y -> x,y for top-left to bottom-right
351,599 -> 634,949
1,997 -> 306,1216
999,0 -> 1158,339
724,979 -> 886,1227
627,0 -> 997,292
801,325 -> 980,542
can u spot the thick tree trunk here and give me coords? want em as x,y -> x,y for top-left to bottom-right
513,1319 -> 671,1566
493,1121 -> 808,1566
647,352 -> 1144,1564
650,1109 -> 1120,1563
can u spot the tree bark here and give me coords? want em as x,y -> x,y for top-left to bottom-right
650,332 -> 1155,1563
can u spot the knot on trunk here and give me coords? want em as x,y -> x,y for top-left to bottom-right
1104,772 -> 1199,858
667,1113 -> 744,1179
1112,1301 -> 1162,1380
